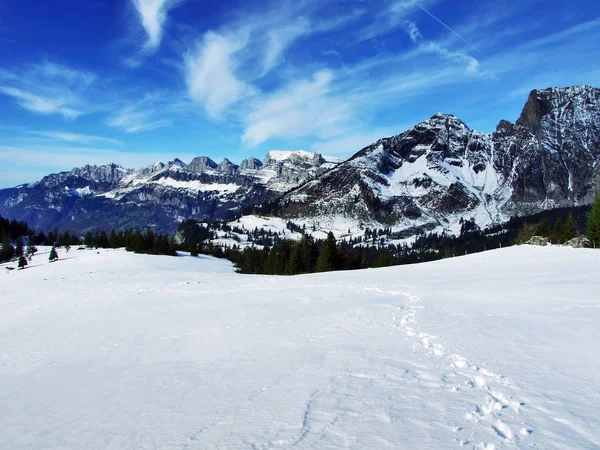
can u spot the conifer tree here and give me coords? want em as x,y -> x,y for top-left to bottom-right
109,229 -> 120,248
0,232 -> 14,263
15,236 -> 24,258
586,193 -> 600,247
564,213 -> 576,241
514,222 -> 533,244
84,231 -> 93,248
315,232 -> 338,272
551,218 -> 565,244
375,249 -> 393,267
535,218 -> 550,237
26,241 -> 37,260
49,245 -> 59,262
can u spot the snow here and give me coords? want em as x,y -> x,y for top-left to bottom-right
65,186 -> 93,197
266,150 -> 343,164
152,178 -> 240,194
1,246 -> 599,449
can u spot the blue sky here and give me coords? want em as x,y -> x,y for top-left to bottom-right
1,0 -> 599,187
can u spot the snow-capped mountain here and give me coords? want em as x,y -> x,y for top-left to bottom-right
1,85 -> 598,235
0,151 -> 341,232
276,86 -> 600,236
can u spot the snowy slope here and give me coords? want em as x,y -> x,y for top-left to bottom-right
1,247 -> 599,449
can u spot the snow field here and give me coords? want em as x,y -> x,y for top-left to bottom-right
0,245 -> 598,449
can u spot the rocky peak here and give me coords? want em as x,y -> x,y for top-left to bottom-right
136,161 -> 166,177
494,119 -> 515,135
218,158 -> 238,174
168,158 -> 186,169
516,89 -> 551,136
240,157 -> 263,170
187,156 -> 217,173
516,86 -> 600,136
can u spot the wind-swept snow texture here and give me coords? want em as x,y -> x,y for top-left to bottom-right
0,246 -> 599,449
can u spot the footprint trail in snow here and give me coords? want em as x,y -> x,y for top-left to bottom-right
392,292 -> 533,449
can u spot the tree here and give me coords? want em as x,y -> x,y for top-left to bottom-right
564,213 -> 576,241
84,231 -> 93,248
514,222 -> 533,244
551,218 -> 565,244
49,245 -> 59,262
534,218 -> 549,237
0,232 -> 14,263
375,249 -> 393,267
315,232 -> 339,272
109,229 -> 120,248
26,241 -> 38,260
586,193 -> 600,247
15,236 -> 24,258
18,254 -> 28,270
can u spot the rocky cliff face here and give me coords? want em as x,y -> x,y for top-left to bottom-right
277,86 -> 600,235
0,151 -> 341,233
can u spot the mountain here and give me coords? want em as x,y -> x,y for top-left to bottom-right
1,85 -> 598,236
274,86 -> 600,236
0,151 -> 341,233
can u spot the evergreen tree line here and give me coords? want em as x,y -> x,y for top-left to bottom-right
81,228 -> 177,256
180,199 -> 600,275
183,231 -> 400,275
1,211 -> 177,264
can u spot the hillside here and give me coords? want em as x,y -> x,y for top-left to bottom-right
1,246 -> 598,449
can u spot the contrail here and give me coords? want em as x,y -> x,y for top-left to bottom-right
414,2 -> 483,55
0,37 -> 15,43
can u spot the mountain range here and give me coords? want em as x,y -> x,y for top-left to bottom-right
1,85 -> 599,236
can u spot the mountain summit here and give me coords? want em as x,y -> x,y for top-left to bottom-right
274,86 -> 600,235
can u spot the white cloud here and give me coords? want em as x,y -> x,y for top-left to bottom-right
131,0 -> 185,51
0,60 -> 98,119
242,70 -> 350,146
0,86 -> 82,119
31,61 -> 96,86
108,110 -> 170,133
31,131 -> 122,146
262,18 -> 311,75
185,32 -> 251,118
402,21 -> 481,74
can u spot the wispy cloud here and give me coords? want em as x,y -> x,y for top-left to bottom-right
131,0 -> 185,52
184,32 -> 251,118
0,61 -> 96,119
31,131 -> 122,146
179,0 -> 492,148
243,70 -> 350,146
106,91 -> 179,133
0,86 -> 82,119
108,110 -> 170,133
261,18 -> 312,75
